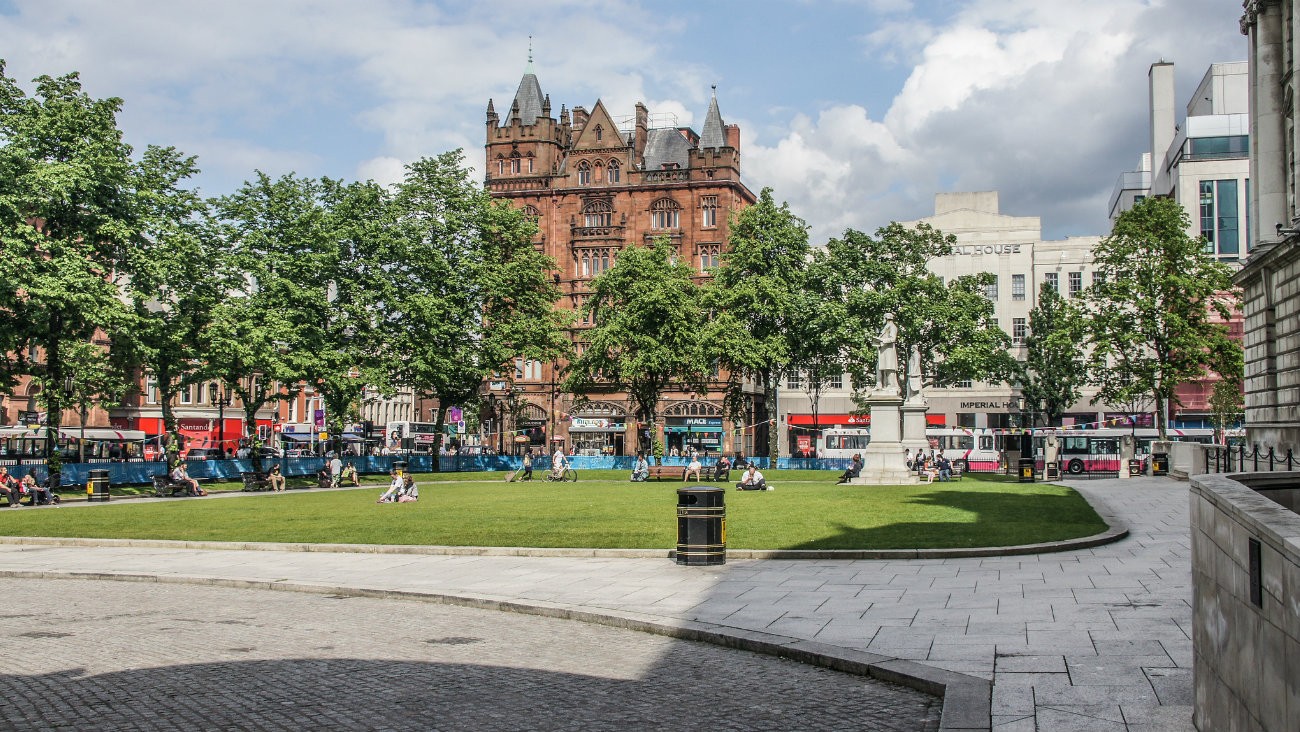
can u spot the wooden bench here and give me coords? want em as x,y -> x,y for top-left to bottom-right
646,465 -> 686,481
152,474 -> 193,498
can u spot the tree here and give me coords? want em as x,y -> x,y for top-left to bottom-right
1086,196 -> 1238,440
821,223 -> 1015,401
384,151 -> 567,470
205,171 -> 338,472
1019,283 -> 1087,426
1209,377 -> 1243,445
0,64 -> 140,471
114,145 -> 221,465
705,188 -> 811,458
784,250 -> 852,452
564,237 -> 708,445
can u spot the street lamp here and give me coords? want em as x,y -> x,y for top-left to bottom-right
209,383 -> 232,458
63,375 -> 80,464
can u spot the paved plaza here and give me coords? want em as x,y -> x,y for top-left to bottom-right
0,475 -> 1196,731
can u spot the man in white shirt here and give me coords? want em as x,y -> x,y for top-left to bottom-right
551,447 -> 567,480
684,455 -> 702,481
329,455 -> 343,488
736,465 -> 767,491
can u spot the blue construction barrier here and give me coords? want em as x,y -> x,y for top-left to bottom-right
7,453 -> 852,489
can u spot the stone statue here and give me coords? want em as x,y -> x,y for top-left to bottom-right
906,345 -> 924,401
871,313 -> 900,394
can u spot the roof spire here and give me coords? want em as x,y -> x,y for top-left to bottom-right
506,42 -> 545,126
700,84 -> 726,149
526,35 -> 534,74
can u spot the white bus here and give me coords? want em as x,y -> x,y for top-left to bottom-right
925,426 -> 1217,473
819,428 -> 871,459
385,421 -> 442,453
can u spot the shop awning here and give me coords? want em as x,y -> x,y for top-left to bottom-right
663,426 -> 723,433
279,433 -> 313,442
58,428 -> 146,441
1,426 -> 42,438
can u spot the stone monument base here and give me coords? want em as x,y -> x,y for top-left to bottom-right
847,394 -> 919,485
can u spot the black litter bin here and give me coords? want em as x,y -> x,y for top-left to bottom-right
393,460 -> 408,477
1151,453 -> 1169,476
87,469 -> 110,502
1129,459 -> 1143,476
676,486 -> 725,566
1017,458 -> 1036,483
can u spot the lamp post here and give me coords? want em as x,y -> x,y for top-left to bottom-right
63,375 -> 82,464
500,386 -> 514,455
209,383 -> 232,458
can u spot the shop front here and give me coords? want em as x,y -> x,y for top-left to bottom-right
569,416 -> 627,455
785,412 -> 946,456
664,417 -> 723,455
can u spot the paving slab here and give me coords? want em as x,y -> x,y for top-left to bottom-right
0,475 -> 1198,730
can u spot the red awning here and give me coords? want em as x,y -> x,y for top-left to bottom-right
786,413 -> 948,427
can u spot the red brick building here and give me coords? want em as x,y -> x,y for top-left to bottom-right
484,63 -> 760,457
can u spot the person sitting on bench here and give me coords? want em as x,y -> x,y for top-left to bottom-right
683,455 -> 703,482
0,467 -> 22,507
171,463 -> 205,496
711,455 -> 731,481
630,453 -> 649,482
837,453 -> 863,484
735,465 -> 767,491
267,464 -> 286,492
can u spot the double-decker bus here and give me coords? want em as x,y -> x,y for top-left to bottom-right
819,428 -> 871,459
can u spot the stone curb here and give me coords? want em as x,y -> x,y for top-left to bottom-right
0,568 -> 992,731
0,522 -> 1127,560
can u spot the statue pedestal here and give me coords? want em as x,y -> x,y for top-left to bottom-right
901,400 -> 929,456
849,392 -> 919,485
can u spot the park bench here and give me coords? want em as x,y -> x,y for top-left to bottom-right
241,472 -> 272,492
151,474 -> 193,498
646,465 -> 686,481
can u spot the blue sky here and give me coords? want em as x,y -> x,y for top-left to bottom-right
1,0 -> 1247,241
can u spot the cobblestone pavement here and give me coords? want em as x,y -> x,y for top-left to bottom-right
0,475 -> 1197,731
0,579 -> 940,732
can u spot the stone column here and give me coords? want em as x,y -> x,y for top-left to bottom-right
1247,0 -> 1289,238
1119,434 -> 1135,480
900,402 -> 929,456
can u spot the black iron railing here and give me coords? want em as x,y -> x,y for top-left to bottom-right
1204,444 -> 1297,474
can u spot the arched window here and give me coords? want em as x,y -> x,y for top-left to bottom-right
521,205 -> 541,222
608,159 -> 620,183
582,200 -> 612,228
577,160 -> 591,186
650,198 -> 680,229
496,155 -> 505,175
510,152 -> 521,174
594,161 -> 604,183
594,124 -> 603,142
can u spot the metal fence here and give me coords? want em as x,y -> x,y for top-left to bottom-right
1204,444 -> 1298,474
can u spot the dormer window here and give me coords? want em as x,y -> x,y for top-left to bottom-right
577,160 -> 591,186
595,124 -> 603,142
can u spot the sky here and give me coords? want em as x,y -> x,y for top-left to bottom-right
0,0 -> 1248,242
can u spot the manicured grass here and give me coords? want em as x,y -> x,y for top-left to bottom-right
4,472 -> 1107,550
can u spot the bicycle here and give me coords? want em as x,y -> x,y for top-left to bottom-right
545,467 -> 577,482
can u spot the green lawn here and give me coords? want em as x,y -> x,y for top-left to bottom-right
4,471 -> 1108,550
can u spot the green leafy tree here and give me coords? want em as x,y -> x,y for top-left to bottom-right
1209,377 -> 1243,444
565,238 -> 708,444
1019,283 -> 1087,426
705,188 -> 811,458
384,151 -> 567,470
821,223 -> 1015,402
205,172 -> 337,471
0,64 -> 140,471
114,145 -> 221,466
1086,196 -> 1238,440
784,250 -> 851,451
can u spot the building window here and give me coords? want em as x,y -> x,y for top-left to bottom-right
578,248 -> 616,278
1200,179 -> 1240,258
698,244 -> 720,272
594,124 -> 603,142
515,359 -> 543,381
145,376 -> 158,404
1012,318 -> 1027,345
496,157 -> 504,175
1044,272 -> 1059,292
608,160 -> 620,183
577,160 -> 591,186
826,373 -> 843,389
1092,271 -> 1104,287
510,153 -> 521,174
582,200 -> 612,228
651,198 -> 680,229
956,379 -> 972,388
527,155 -> 534,174
984,276 -> 998,300
701,196 -> 718,227
1012,274 -> 1026,301
786,371 -> 802,390
1068,271 -> 1083,297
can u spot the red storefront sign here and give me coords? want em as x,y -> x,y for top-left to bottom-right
786,413 -> 948,427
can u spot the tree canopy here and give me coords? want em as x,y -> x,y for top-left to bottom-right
1019,282 -> 1088,426
1086,196 -> 1239,439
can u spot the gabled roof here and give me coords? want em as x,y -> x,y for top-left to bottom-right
572,99 -> 623,150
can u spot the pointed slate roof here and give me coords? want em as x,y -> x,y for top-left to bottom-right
644,128 -> 692,170
699,87 -> 726,149
507,59 -> 545,126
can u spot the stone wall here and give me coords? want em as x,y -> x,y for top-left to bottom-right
1190,472 -> 1300,731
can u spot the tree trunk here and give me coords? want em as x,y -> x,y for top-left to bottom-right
1154,392 -> 1168,442
430,393 -> 445,473
765,366 -> 779,461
